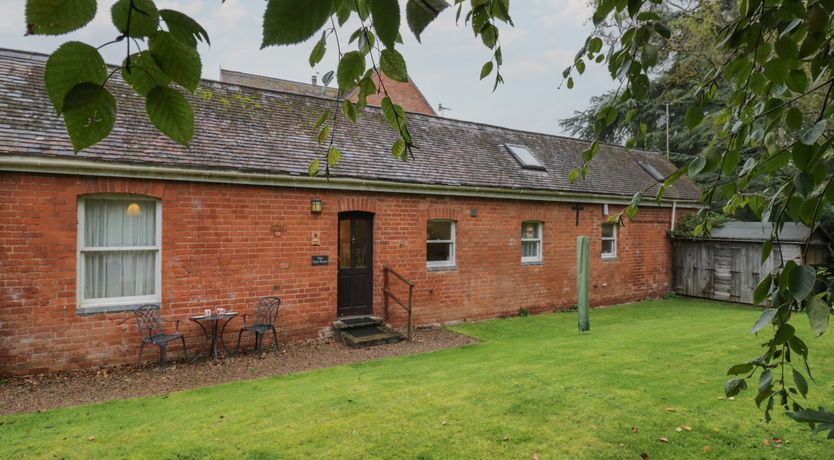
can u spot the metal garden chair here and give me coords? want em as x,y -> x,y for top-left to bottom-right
134,304 -> 187,369
235,297 -> 281,353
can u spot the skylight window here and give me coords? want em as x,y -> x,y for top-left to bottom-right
505,144 -> 546,170
637,161 -> 666,182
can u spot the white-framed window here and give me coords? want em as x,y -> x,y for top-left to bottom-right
77,196 -> 162,307
427,220 -> 456,268
601,222 -> 617,259
521,221 -> 543,263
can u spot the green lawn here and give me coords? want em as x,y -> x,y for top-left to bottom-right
2,298 -> 832,459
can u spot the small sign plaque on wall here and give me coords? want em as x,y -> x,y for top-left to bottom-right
311,255 -> 329,266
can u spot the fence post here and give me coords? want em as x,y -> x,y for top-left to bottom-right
383,267 -> 389,322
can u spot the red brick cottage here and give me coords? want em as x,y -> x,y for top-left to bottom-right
0,49 -> 700,375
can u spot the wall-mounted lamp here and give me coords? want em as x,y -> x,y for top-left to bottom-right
126,203 -> 141,216
310,199 -> 322,214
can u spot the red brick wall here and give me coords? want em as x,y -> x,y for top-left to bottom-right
0,172 -> 679,375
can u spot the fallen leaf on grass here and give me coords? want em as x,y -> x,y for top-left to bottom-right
532,453 -> 540,460
441,420 -> 448,426
682,425 -> 692,431
703,446 -> 712,452
659,437 -> 669,443
665,407 -> 677,412
675,427 -> 682,432
762,439 -> 769,446
631,426 -> 639,433
772,438 -> 782,444
87,436 -> 96,442
727,397 -> 735,401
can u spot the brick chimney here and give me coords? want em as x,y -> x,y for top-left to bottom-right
350,72 -> 436,116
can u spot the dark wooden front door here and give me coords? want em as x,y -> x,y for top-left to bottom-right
337,212 -> 373,317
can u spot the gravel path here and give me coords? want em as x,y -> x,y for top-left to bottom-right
0,328 -> 476,416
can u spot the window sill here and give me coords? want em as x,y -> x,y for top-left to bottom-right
76,304 -> 147,316
601,256 -> 619,262
522,260 -> 544,266
427,265 -> 457,272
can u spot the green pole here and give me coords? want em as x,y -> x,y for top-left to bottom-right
577,235 -> 590,333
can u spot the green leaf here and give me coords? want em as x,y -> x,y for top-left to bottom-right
317,125 -> 331,144
391,138 -> 406,159
313,110 -> 330,132
25,0 -> 97,35
262,0 -> 332,47
380,48 -> 408,82
787,69 -> 808,93
641,45 -> 658,68
793,369 -> 809,398
758,369 -> 773,394
653,22 -> 671,38
341,99 -> 356,123
149,31 -> 202,93
309,33 -> 327,67
145,86 -> 194,146
727,363 -> 754,376
761,239 -> 773,264
369,0 -> 400,49
62,83 -> 117,153
44,41 -> 107,113
773,323 -> 795,345
774,35 -> 799,60
336,51 -> 366,91
800,120 -> 827,145
751,308 -> 779,334
122,52 -> 171,96
381,96 -> 406,129
480,61 -> 494,80
805,295 -> 830,336
327,146 -> 341,166
753,274 -> 772,305
405,0 -> 448,42
786,107 -> 803,130
724,378 -> 747,397
685,106 -> 704,129
308,159 -> 320,176
159,9 -> 210,47
111,0 -> 159,38
788,264 -> 816,299
762,59 -> 789,84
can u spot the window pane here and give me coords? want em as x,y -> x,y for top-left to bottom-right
522,241 -> 539,258
84,251 -> 156,299
602,223 -> 615,238
427,242 -> 451,262
85,199 -> 156,247
353,218 -> 371,268
522,222 -> 540,239
602,240 -> 615,255
427,221 -> 452,240
339,219 -> 351,268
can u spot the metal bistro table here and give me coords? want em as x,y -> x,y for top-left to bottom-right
189,311 -> 239,362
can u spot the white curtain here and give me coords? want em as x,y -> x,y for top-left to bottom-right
83,199 -> 157,300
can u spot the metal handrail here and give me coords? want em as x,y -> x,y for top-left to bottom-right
382,265 -> 414,341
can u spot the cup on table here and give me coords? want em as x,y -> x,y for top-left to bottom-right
217,308 -> 226,316
204,309 -> 212,317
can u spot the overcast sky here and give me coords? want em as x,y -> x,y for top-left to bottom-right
0,0 -> 617,136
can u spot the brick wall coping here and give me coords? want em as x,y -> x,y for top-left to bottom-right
0,155 -> 700,209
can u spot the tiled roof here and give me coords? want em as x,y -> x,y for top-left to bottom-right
0,48 -> 700,202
